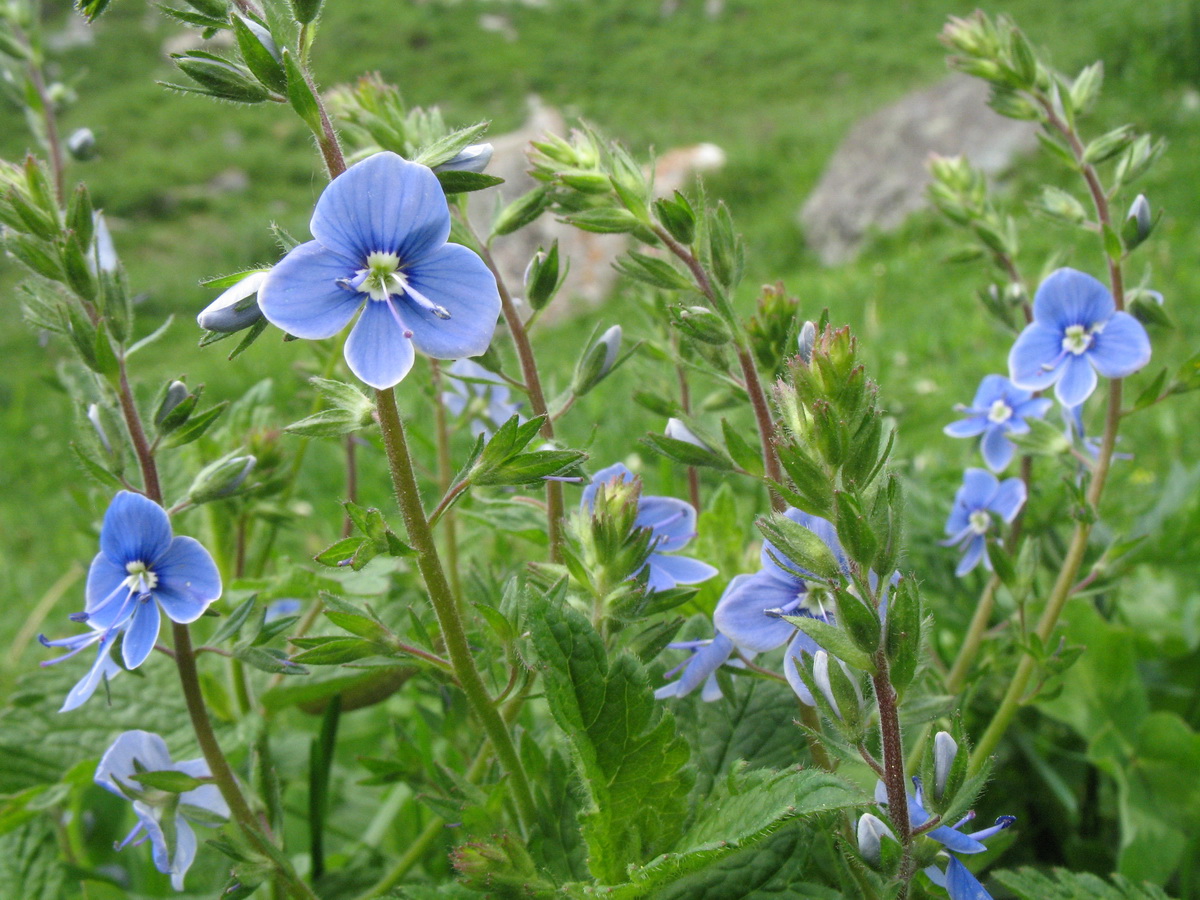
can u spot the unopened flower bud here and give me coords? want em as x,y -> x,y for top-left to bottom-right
90,212 -> 118,274
1123,194 -> 1154,250
433,143 -> 494,174
188,454 -> 256,504
66,128 -> 97,161
523,241 -> 561,311
812,650 -> 840,717
933,731 -> 958,800
665,417 -> 708,450
154,381 -> 191,427
572,325 -> 622,396
797,320 -> 816,363
856,813 -> 895,869
198,271 -> 267,333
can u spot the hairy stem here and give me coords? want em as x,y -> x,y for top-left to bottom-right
468,222 -> 565,561
374,388 -> 537,830
429,360 -> 462,601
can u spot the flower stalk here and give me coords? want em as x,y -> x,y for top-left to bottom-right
374,387 -> 537,831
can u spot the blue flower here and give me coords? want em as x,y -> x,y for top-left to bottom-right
1009,268 -> 1151,407
39,621 -> 124,712
58,492 -> 221,680
713,508 -> 844,655
258,152 -> 500,390
581,463 -> 717,591
873,778 -> 1015,900
197,270 -> 267,334
941,470 -> 1026,577
95,730 -> 229,891
442,358 -> 522,439
944,375 -> 1052,472
654,629 -> 737,702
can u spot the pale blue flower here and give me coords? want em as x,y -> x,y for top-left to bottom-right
873,779 -> 1015,900
1009,268 -> 1150,407
95,730 -> 229,891
654,630 -> 736,701
941,469 -> 1025,576
51,492 -> 221,686
944,375 -> 1052,471
258,151 -> 500,390
581,463 -> 717,591
442,358 -> 522,439
197,270 -> 267,333
39,621 -> 124,712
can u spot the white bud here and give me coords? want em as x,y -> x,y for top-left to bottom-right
198,270 -> 268,333
812,650 -> 840,717
434,143 -> 494,174
933,731 -> 958,800
797,320 -> 816,363
665,417 -> 708,450
856,813 -> 895,868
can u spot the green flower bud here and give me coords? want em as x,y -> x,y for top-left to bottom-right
66,128 -> 97,161
572,325 -> 622,396
188,454 -> 256,504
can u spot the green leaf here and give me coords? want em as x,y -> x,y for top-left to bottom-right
131,769 -> 210,793
0,820 -> 66,900
562,207 -> 642,234
282,49 -> 322,131
413,122 -> 490,168
641,432 -> 733,471
436,170 -> 505,194
756,512 -> 842,582
992,866 -> 1172,900
234,645 -> 307,675
779,614 -> 875,673
209,596 -> 259,645
528,593 -> 693,884
595,766 -> 863,899
290,636 -> 388,665
160,400 -> 228,448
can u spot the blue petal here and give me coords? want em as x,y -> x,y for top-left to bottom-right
713,572 -> 799,652
176,759 -> 232,820
344,299 -> 417,390
945,416 -> 987,438
638,496 -> 697,552
1055,354 -> 1098,407
959,468 -> 1000,509
95,730 -> 174,796
310,152 -> 450,264
1008,323 -> 1064,391
133,799 -> 173,878
401,243 -> 500,359
169,818 -> 199,890
989,478 -> 1027,523
945,856 -> 994,900
647,553 -> 718,590
667,633 -> 734,698
100,492 -> 172,568
258,241 -> 362,339
980,425 -> 1014,472
1032,268 -> 1114,328
783,630 -> 816,705
153,536 -> 222,624
85,553 -> 132,629
61,632 -> 122,712
972,374 -> 1010,406
956,536 -> 988,577
1014,396 -> 1052,422
122,599 -> 161,669
1088,311 -> 1151,378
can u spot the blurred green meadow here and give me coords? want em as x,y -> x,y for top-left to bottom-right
3,0 -> 1200,889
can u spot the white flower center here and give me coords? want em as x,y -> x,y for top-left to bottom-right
968,509 -> 991,535
124,560 -> 158,594
357,252 -> 407,302
987,399 -> 1013,423
1062,324 -> 1093,355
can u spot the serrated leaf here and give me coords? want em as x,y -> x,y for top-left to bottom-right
992,866 -> 1171,900
601,767 -> 865,899
0,820 -> 66,900
528,593 -> 693,884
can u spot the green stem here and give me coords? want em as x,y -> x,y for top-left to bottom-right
652,224 -> 784,508
429,360 -> 462,602
970,98 -> 1129,772
946,575 -> 1001,695
374,388 -> 537,830
470,224 -> 565,562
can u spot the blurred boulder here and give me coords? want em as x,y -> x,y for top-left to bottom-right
468,97 -> 724,322
799,74 -> 1038,265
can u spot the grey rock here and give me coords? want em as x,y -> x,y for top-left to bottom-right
799,74 -> 1039,265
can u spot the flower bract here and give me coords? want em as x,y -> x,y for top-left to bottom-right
941,469 -> 1026,576
1009,267 -> 1150,407
95,730 -> 230,891
581,463 -> 717,591
258,151 -> 500,390
944,374 -> 1051,471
